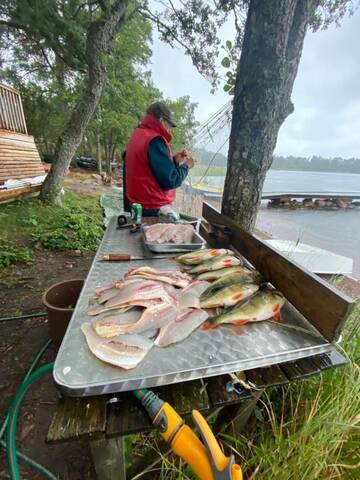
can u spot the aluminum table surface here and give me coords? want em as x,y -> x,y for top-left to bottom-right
53,217 -> 333,396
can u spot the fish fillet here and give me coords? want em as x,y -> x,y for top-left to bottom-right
125,266 -> 192,288
177,281 -> 211,309
144,223 -> 174,242
87,303 -> 133,316
81,323 -> 153,369
105,280 -> 165,308
93,309 -> 143,337
155,309 -> 209,347
128,303 -> 180,334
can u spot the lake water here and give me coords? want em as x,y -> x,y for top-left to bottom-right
190,170 -> 360,278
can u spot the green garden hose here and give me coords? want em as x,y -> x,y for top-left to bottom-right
0,439 -> 57,480
0,312 -> 48,322
6,362 -> 55,480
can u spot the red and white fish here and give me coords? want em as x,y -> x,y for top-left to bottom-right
155,309 -> 209,347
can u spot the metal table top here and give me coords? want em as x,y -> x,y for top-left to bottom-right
53,217 -> 332,396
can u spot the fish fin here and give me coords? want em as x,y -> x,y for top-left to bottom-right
201,320 -> 218,331
273,311 -> 283,323
234,319 -> 249,325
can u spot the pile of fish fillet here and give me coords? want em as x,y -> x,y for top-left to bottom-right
82,248 -> 286,370
144,223 -> 194,244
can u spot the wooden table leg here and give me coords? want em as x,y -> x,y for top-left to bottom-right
90,436 -> 126,480
212,391 -> 263,436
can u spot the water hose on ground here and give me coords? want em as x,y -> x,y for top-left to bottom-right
0,336 -> 56,480
6,362 -> 55,480
0,312 -> 48,322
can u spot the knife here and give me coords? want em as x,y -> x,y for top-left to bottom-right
101,253 -> 174,262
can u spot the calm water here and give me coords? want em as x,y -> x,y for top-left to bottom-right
191,170 -> 360,278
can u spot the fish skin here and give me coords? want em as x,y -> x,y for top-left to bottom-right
199,283 -> 259,308
188,255 -> 241,274
196,266 -> 254,281
128,303 -> 180,334
177,281 -> 211,309
203,290 -> 286,329
202,271 -> 261,296
81,323 -> 153,369
155,309 -> 209,347
176,248 -> 234,265
93,310 -> 143,337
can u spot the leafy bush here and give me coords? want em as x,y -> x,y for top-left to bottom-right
32,210 -> 104,251
0,240 -> 33,269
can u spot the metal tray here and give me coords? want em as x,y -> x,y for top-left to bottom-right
142,224 -> 206,253
53,217 -> 333,396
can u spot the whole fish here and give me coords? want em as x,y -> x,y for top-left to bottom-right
155,309 -> 209,347
93,310 -> 143,337
197,266 -> 255,281
81,323 -> 153,369
177,281 -> 211,309
188,255 -> 241,274
176,248 -> 235,265
200,283 -> 259,308
203,290 -> 285,329
129,303 -> 180,334
203,271 -> 261,296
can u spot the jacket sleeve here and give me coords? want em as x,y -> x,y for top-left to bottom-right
148,137 -> 189,190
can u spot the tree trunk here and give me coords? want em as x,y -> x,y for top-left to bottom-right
222,0 -> 316,230
40,1 -> 130,204
96,129 -> 102,175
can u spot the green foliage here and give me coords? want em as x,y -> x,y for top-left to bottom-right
32,209 -> 103,251
0,240 -> 33,269
0,191 -> 104,266
221,39 -> 239,96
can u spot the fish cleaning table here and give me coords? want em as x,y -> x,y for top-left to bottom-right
53,217 -> 342,397
48,207 -> 352,478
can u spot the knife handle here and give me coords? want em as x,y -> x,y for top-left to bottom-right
102,253 -> 131,261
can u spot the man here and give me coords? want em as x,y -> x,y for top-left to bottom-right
125,102 -> 195,216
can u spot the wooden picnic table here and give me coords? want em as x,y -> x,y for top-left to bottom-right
47,206 -> 351,479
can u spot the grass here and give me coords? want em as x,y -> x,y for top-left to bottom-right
0,190 -> 104,269
133,303 -> 359,480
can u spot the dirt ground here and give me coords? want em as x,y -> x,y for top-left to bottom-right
1,170 -> 359,479
0,249 -> 97,479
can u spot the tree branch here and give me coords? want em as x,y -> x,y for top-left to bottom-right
73,1 -> 100,18
0,19 -> 27,31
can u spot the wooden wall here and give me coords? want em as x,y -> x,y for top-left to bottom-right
0,84 -> 44,184
0,130 -> 45,183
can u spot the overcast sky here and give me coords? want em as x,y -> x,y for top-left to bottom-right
150,7 -> 360,159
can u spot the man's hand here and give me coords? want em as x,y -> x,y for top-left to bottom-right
186,156 -> 196,169
174,149 -> 188,164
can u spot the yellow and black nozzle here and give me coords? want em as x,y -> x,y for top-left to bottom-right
134,389 -> 242,480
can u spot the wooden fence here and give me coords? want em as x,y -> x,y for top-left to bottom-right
0,83 -> 28,134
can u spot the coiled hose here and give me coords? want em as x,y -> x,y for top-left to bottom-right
6,362 -> 55,480
0,322 -> 57,480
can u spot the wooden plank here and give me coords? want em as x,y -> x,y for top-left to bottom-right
0,130 -> 35,142
106,393 -> 152,438
157,380 -> 210,414
46,396 -> 107,443
90,437 -> 126,480
201,202 -> 354,342
245,364 -> 289,388
0,83 -> 21,95
0,185 -> 42,203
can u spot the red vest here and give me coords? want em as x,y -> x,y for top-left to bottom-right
125,115 -> 176,210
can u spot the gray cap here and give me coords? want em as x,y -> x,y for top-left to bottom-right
146,102 -> 177,127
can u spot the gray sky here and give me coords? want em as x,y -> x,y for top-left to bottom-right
150,7 -> 360,158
